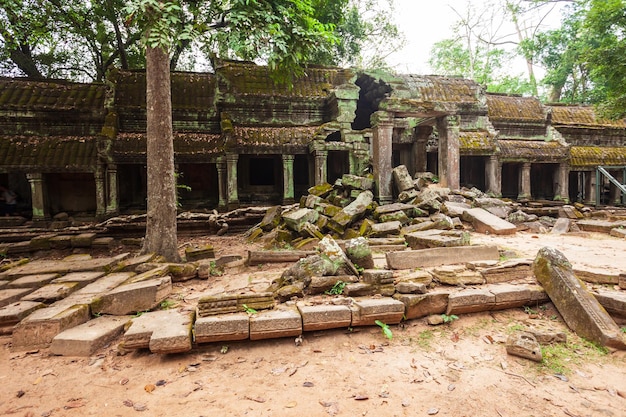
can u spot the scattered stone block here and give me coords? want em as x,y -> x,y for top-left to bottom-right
463,207 -> 517,235
610,227 -> 626,238
71,233 -> 97,248
306,275 -> 358,295
550,218 -> 571,235
259,206 -> 283,231
362,269 -> 394,285
52,271 -> 106,286
593,289 -> 626,317
91,276 -> 172,316
72,272 -> 135,299
197,292 -> 275,317
49,235 -> 72,249
124,264 -> 169,284
92,237 -> 115,249
249,306 -> 302,340
0,301 -> 45,331
374,203 -> 416,218
22,282 -> 82,303
195,312 -> 250,343
446,288 -> 495,315
506,332 -> 542,362
284,208 -> 319,232
185,245 -> 215,262
370,221 -> 402,237
328,191 -> 373,233
122,309 -> 193,353
395,281 -> 427,294
297,303 -> 352,331
344,237 -> 375,270
577,220 -> 626,234
404,230 -> 470,249
2,255 -> 126,279
432,265 -> 485,286
8,273 -> 60,289
29,234 -> 56,251
350,297 -> 405,326
573,266 -> 620,285
489,284 -> 532,310
522,322 -> 567,345
12,303 -> 91,350
393,269 -> 433,286
442,201 -> 472,218
533,247 -> 626,350
427,314 -> 445,326
392,165 -> 414,192
387,245 -> 500,269
50,316 -> 130,356
479,260 -> 532,284
342,174 -> 373,191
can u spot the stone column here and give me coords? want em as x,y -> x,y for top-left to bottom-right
95,168 -> 106,218
314,150 -> 328,185
585,171 -> 597,205
518,162 -> 532,200
216,157 -> 227,211
611,170 -> 624,205
436,115 -> 460,190
105,164 -> 119,216
351,145 -> 371,177
554,163 -> 570,203
282,154 -> 295,205
414,139 -> 428,173
225,152 -> 239,210
372,111 -> 394,204
26,173 -> 49,222
485,155 -> 501,197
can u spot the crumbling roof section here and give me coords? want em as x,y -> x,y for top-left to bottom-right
0,135 -> 98,172
486,94 -> 546,123
0,78 -> 105,111
499,139 -> 568,162
459,130 -> 497,155
570,146 -> 626,167
550,105 -> 626,128
114,132 -> 222,163
215,60 -> 354,98
395,75 -> 483,105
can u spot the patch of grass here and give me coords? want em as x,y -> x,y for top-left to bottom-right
416,330 -> 434,349
441,314 -> 459,324
507,324 -> 525,334
160,299 -> 176,310
209,261 -> 224,276
621,327 -> 626,334
325,280 -> 346,295
540,336 -> 609,375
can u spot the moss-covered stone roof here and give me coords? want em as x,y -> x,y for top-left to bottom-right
486,94 -> 545,123
498,139 -> 568,162
0,135 -> 98,172
570,146 -> 626,167
0,78 -> 105,111
459,130 -> 496,155
232,126 -> 320,152
394,75 -> 483,105
215,60 -> 354,98
550,105 -> 626,128
113,132 -> 222,163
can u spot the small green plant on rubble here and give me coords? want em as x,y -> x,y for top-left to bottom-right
441,314 -> 459,324
375,320 -> 393,340
325,280 -> 346,295
242,304 -> 258,315
621,327 -> 626,333
160,299 -> 176,310
209,261 -> 224,276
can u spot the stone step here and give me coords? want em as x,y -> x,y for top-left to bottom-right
7,273 -> 60,289
297,303 -> 352,332
0,301 -> 45,334
577,220 -> 626,234
122,309 -> 194,354
91,276 -> 172,316
195,312 -> 250,344
350,297 -> 405,326
249,306 -> 302,341
50,316 -> 130,356
0,288 -> 35,308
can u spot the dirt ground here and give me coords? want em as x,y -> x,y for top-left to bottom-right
1,231 -> 626,417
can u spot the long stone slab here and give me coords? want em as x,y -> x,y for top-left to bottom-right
297,303 -> 352,332
12,303 -> 91,350
405,230 -> 470,249
393,291 -> 450,319
1,254 -> 128,279
0,288 -> 35,307
91,276 -> 172,316
0,300 -> 45,331
478,260 -> 533,284
52,271 -> 106,286
195,312 -> 250,343
533,247 -> 626,350
7,273 -> 60,288
577,220 -> 626,234
21,282 -> 81,303
249,307 -> 302,341
50,316 -> 130,356
350,297 -> 405,326
386,245 -> 500,269
463,207 -> 517,235
573,266 -> 620,285
593,289 -> 626,317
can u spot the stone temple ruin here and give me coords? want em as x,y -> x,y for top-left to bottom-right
0,59 -> 625,224
0,60 -> 626,357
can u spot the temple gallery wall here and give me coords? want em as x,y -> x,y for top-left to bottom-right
1,59 -> 625,222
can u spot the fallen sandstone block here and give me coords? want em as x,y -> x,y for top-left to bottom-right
91,276 -> 172,316
195,312 -> 250,343
350,297 -> 405,326
249,306 -> 302,340
50,315 -> 130,356
463,207 -> 517,235
387,245 -> 499,269
297,303 -> 352,332
122,309 -> 194,353
506,332 -> 542,362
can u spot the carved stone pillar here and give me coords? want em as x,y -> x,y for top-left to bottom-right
436,115 -> 460,189
216,157 -> 227,211
314,150 -> 328,185
610,169 -> 624,205
554,163 -> 570,203
414,139 -> 428,173
485,155 -> 501,197
518,162 -> 532,200
95,168 -> 106,218
105,164 -> 119,216
282,154 -> 295,205
26,173 -> 49,222
225,153 -> 239,210
372,112 -> 394,204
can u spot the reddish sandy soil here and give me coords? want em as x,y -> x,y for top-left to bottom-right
1,231 -> 626,417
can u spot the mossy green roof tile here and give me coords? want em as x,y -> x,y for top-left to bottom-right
499,139 -> 568,162
459,130 -> 496,155
395,75 -> 483,104
0,78 -> 105,111
0,136 -> 98,171
486,94 -> 545,123
570,146 -> 626,167
113,132 -> 222,163
550,105 -> 626,128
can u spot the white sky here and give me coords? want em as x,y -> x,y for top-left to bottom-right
385,0 -> 567,76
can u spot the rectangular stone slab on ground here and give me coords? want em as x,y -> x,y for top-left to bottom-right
297,303 -> 352,332
386,245 -> 499,269
50,315 -> 130,356
462,207 -> 517,235
394,291 -> 450,320
195,312 -> 250,343
533,247 -> 626,350
92,276 -> 172,316
249,307 -> 302,340
123,309 -> 194,353
350,297 -> 405,326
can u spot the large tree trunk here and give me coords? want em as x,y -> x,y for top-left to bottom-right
141,45 -> 181,262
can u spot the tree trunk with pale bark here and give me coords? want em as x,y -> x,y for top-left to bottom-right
141,45 -> 181,262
